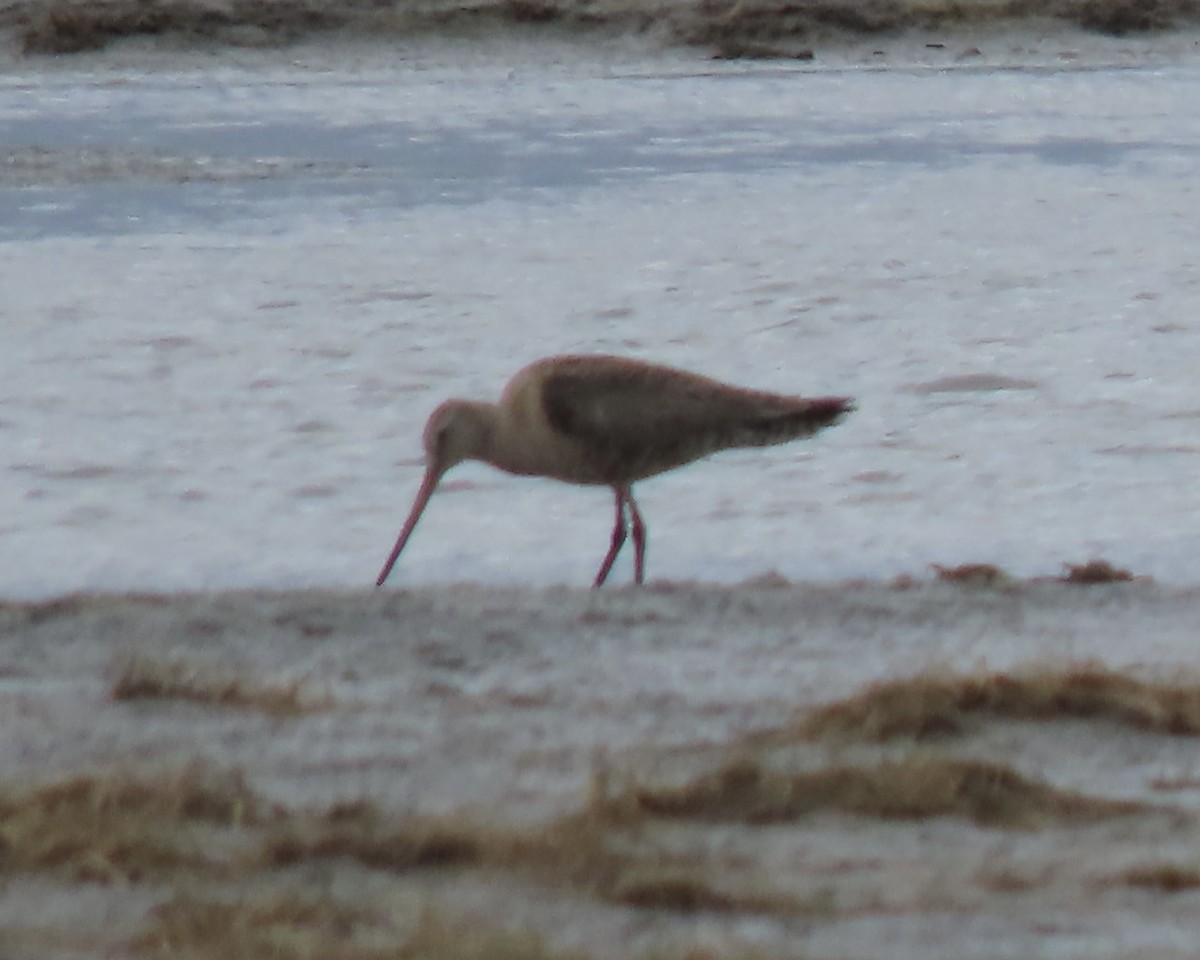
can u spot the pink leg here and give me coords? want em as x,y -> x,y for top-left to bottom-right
593,487 -> 628,587
626,490 -> 647,585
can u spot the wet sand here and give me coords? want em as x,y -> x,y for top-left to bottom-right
6,579 -> 1200,957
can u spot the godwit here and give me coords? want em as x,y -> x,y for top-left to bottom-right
375,355 -> 854,587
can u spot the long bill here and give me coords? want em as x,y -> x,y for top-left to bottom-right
375,464 -> 443,587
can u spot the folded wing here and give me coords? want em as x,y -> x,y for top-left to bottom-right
539,356 -> 853,484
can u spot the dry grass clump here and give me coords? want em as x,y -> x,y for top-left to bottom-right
264,789 -> 775,913
1075,0 -> 1189,34
602,862 -> 824,915
0,591 -> 169,626
0,760 -> 652,904
257,775 -> 763,912
976,865 -> 1052,893
625,755 -> 1143,829
1105,863 -> 1200,892
909,558 -> 1138,589
0,751 -> 1149,945
260,803 -> 493,873
0,763 -> 268,881
19,0 -> 346,54
111,652 -> 328,716
15,0 -> 592,55
258,792 -> 821,915
675,0 -> 903,50
672,0 -> 1200,50
133,892 -> 378,960
799,664 -> 1200,742
932,563 -> 1015,587
262,791 -> 632,892
0,761 -> 607,892
133,895 -> 581,960
607,866 -> 740,911
16,0 -> 1200,58
1059,559 -> 1136,584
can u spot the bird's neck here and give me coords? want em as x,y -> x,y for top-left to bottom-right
466,398 -> 548,478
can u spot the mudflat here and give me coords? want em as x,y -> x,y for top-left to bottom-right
5,579 -> 1200,958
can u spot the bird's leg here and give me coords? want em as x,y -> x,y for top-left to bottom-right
593,487 -> 629,587
626,489 -> 647,585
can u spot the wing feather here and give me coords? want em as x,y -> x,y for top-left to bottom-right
539,356 -> 851,483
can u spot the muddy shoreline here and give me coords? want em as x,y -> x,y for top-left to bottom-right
3,0 -> 1200,60
6,581 -> 1200,956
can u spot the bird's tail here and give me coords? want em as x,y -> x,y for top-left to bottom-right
740,396 -> 856,447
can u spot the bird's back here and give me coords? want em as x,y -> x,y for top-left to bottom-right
534,355 -> 853,484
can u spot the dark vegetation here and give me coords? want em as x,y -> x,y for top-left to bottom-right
111,652 -> 328,716
9,0 -> 1200,57
2,657 -> 1196,956
797,663 -> 1200,741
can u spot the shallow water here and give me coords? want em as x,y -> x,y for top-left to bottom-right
3,53 -> 1200,596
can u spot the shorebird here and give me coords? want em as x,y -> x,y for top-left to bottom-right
375,354 -> 854,587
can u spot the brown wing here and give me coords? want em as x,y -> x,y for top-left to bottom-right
539,356 -> 853,484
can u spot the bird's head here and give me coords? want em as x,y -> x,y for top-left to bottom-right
422,399 -> 491,478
